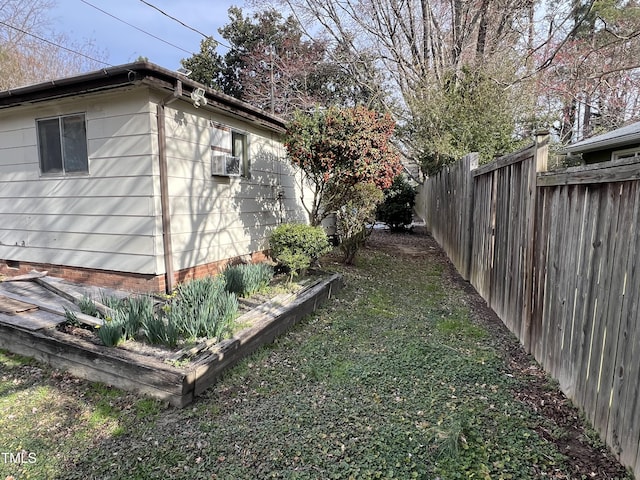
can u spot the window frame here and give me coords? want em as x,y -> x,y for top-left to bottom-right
210,124 -> 250,178
36,113 -> 89,176
611,147 -> 640,162
231,130 -> 250,179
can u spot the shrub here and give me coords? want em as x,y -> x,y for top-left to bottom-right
377,175 -> 417,231
166,276 -> 238,340
336,183 -> 384,264
224,263 -> 274,297
269,223 -> 331,278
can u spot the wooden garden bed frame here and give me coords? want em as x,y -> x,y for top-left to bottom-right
0,273 -> 343,407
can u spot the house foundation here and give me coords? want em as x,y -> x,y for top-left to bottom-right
0,251 -> 271,293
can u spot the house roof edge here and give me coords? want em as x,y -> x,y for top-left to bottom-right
0,61 -> 286,133
562,121 -> 640,154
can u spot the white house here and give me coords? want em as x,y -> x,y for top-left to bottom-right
0,62 -> 309,292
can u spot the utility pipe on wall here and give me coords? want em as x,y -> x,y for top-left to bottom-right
156,80 -> 185,293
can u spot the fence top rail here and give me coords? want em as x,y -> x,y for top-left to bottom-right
537,156 -> 640,186
472,143 -> 535,177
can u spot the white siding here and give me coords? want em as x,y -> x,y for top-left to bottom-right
160,100 -> 309,272
0,88 -> 161,274
0,83 -> 311,280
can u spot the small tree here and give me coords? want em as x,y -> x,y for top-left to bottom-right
336,183 -> 384,265
285,105 -> 402,226
377,175 -> 417,231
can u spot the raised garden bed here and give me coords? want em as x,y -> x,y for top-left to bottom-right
0,273 -> 342,407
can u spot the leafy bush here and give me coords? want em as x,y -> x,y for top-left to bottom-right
285,106 -> 402,226
224,262 -> 274,297
165,276 -> 238,340
336,183 -> 384,264
377,175 -> 417,231
269,223 -> 331,278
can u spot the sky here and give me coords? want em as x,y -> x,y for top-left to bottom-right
49,0 -> 249,70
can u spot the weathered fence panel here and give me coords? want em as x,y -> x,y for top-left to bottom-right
420,136 -> 640,476
469,135 -> 546,344
415,153 -> 478,280
533,175 -> 640,472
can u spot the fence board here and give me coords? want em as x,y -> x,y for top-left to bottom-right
564,186 -> 588,399
583,185 -> 617,428
530,187 -> 549,361
552,186 -> 571,385
542,186 -> 562,375
491,168 -> 507,319
598,183 -> 635,453
569,186 -> 597,402
558,186 -> 581,395
594,184 -> 629,435
537,160 -> 640,186
612,182 -> 640,467
469,167 -> 493,298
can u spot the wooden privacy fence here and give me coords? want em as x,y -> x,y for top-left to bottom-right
415,153 -> 478,280
416,133 -> 640,476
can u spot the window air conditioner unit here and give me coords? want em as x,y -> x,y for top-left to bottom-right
212,154 -> 241,176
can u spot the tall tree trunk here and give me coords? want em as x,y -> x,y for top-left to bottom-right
475,0 -> 490,62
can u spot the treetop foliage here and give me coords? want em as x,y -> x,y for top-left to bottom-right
264,0 -> 640,175
405,67 -> 526,175
286,106 -> 402,188
181,7 -> 382,117
180,37 -> 223,90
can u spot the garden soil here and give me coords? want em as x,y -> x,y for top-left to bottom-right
366,226 -> 630,479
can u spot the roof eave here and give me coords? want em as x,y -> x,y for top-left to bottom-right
0,62 -> 286,133
563,135 -> 640,154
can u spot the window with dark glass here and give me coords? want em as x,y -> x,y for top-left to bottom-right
37,114 -> 88,175
232,130 -> 249,178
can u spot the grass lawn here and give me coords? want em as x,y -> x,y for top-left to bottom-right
0,229 -> 632,480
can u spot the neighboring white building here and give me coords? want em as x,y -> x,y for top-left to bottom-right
0,62 -> 308,292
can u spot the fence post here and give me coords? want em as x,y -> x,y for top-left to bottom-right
462,153 -> 479,280
522,130 -> 549,352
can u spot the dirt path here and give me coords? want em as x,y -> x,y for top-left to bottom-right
367,227 -> 630,479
